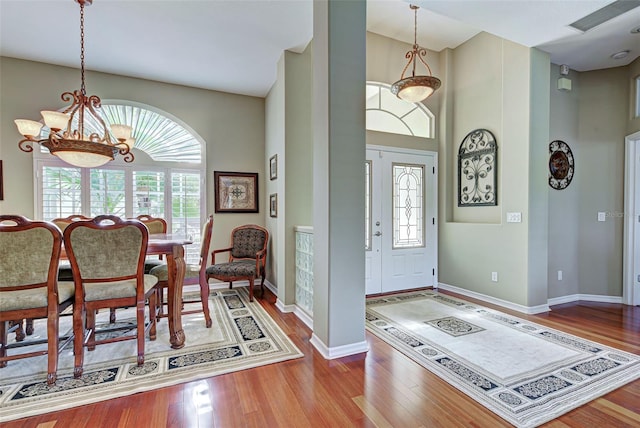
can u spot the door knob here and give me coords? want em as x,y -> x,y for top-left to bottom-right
374,231 -> 382,236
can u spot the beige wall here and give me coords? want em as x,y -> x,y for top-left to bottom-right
576,67 -> 629,296
548,64 -> 581,298
629,57 -> 640,134
264,44 -> 313,304
0,57 -> 265,253
438,32 -> 549,307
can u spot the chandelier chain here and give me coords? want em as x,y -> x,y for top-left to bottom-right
80,0 -> 86,95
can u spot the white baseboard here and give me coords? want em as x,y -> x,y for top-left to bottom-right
437,282 -> 550,314
547,293 -> 623,306
309,334 -> 369,360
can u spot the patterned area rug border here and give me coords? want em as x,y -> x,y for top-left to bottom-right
0,288 -> 303,423
365,290 -> 640,428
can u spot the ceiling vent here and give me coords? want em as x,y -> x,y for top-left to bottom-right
570,0 -> 640,32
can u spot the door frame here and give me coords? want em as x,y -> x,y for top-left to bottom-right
623,131 -> 640,306
366,144 -> 438,291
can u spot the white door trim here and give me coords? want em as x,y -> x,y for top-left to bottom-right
366,144 -> 439,291
623,130 -> 640,306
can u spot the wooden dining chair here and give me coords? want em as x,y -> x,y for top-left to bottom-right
0,215 -> 74,385
134,215 -> 168,273
205,224 -> 269,302
149,215 -> 213,328
9,215 -> 91,341
64,215 -> 159,378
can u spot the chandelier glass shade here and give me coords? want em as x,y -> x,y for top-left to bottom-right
15,0 -> 134,168
390,5 -> 441,103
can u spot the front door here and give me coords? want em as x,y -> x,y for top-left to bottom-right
365,147 -> 437,295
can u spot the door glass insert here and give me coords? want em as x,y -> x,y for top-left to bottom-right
365,160 -> 372,250
392,163 -> 424,248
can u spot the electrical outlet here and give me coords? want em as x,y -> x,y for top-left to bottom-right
558,270 -> 563,281
491,272 -> 498,282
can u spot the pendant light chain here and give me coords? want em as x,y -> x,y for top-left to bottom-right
80,0 -> 86,96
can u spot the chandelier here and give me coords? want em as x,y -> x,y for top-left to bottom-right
390,4 -> 441,103
14,0 -> 134,168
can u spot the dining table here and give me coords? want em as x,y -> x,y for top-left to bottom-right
146,234 -> 192,349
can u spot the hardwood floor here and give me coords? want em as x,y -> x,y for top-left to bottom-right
3,288 -> 639,428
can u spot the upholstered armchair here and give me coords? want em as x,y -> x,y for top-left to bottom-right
63,215 -> 158,378
0,215 -> 74,385
150,215 -> 213,328
206,224 -> 268,302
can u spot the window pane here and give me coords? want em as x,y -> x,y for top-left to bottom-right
172,172 -> 201,264
393,163 -> 424,248
42,166 -> 82,220
89,169 -> 126,217
367,110 -> 412,136
133,171 -> 165,218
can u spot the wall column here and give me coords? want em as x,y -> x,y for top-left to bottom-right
311,0 -> 368,357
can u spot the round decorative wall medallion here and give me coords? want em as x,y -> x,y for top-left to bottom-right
548,140 -> 574,190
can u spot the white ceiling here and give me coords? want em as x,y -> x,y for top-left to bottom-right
1,0 -> 638,98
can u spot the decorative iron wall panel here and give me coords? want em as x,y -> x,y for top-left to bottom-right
458,129 -> 498,207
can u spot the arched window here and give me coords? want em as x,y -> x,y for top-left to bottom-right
366,81 -> 435,138
35,102 -> 205,262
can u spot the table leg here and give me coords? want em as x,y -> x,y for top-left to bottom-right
167,244 -> 186,349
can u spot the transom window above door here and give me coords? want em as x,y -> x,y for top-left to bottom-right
366,82 -> 435,138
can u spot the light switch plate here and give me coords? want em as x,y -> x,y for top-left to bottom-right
506,212 -> 522,223
597,212 -> 606,222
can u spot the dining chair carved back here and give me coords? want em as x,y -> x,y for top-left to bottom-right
149,215 -> 214,328
63,215 -> 159,378
206,224 -> 269,302
0,215 -> 74,385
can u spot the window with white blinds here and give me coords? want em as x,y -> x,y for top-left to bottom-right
42,166 -> 82,220
90,169 -> 126,217
133,170 -> 166,218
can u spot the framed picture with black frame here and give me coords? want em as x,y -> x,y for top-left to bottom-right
269,193 -> 277,218
269,154 -> 278,180
214,171 -> 259,213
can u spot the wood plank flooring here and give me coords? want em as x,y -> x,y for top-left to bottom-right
3,288 -> 639,428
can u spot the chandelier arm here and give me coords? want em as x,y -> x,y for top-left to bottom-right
18,138 -> 37,153
400,51 -> 416,80
415,47 -> 434,76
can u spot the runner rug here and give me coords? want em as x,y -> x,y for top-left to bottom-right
365,290 -> 640,428
0,287 -> 303,423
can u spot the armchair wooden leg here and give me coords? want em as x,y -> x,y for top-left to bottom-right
199,276 -> 212,328
248,277 -> 254,302
47,315 -> 58,385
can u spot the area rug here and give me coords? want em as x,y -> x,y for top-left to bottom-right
0,287 -> 303,423
365,290 -> 640,428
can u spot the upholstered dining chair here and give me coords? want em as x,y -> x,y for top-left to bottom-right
134,215 -> 168,274
205,224 -> 269,302
63,215 -> 159,378
149,215 -> 214,328
9,215 -> 92,341
0,215 -> 74,385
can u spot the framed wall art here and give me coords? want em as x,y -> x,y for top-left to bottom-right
214,171 -> 259,213
458,129 -> 498,206
548,140 -> 574,190
269,154 -> 278,180
270,193 -> 278,218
